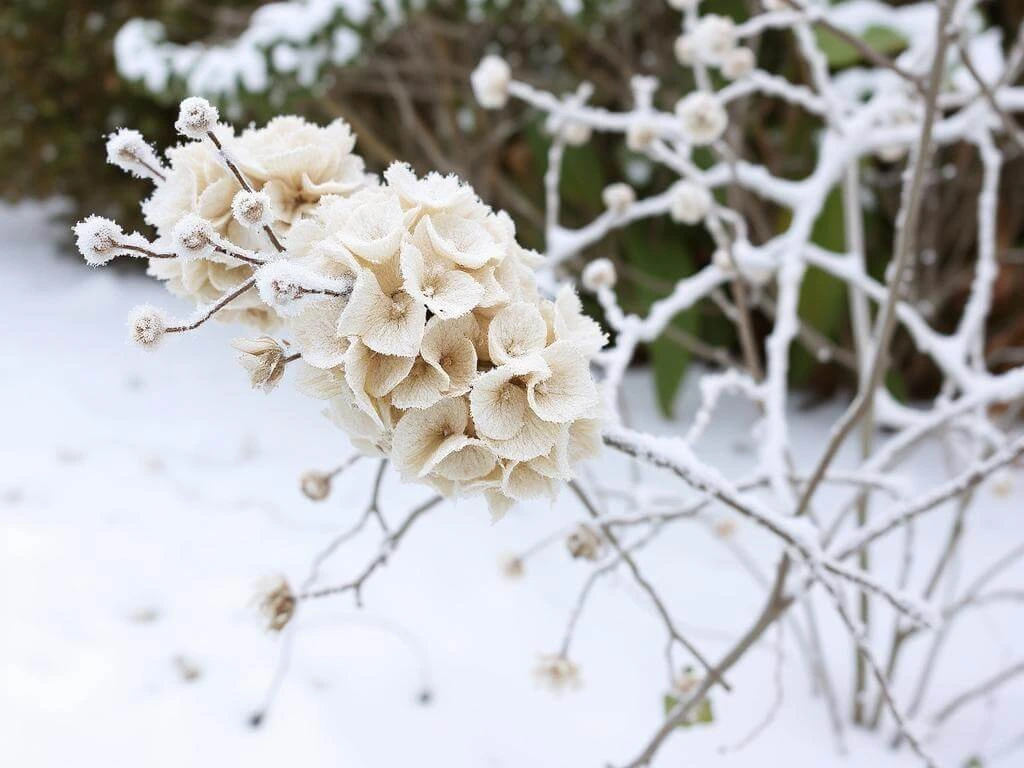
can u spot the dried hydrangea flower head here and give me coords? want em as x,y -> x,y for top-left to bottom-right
277,162 -> 605,518
75,100 -> 605,522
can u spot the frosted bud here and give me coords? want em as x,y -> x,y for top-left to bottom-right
254,260 -> 351,317
127,305 -> 168,348
499,552 -> 525,580
257,576 -> 296,632
720,47 -> 755,80
561,121 -> 592,147
105,128 -> 165,181
171,214 -> 217,261
712,248 -> 736,272
231,189 -> 275,229
626,118 -> 658,151
601,182 -> 636,215
667,0 -> 699,9
533,654 -> 581,693
175,96 -> 219,139
74,215 -> 124,266
669,180 -> 712,225
582,258 -> 618,291
471,55 -> 512,109
674,35 -> 696,66
566,524 -> 605,561
300,470 -> 332,501
692,14 -> 737,64
675,92 -> 728,145
232,336 -> 287,392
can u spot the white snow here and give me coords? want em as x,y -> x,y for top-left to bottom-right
3,202 -> 1024,766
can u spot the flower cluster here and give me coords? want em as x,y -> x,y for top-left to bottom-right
142,114 -> 368,328
76,98 -> 606,519
271,163 -> 606,519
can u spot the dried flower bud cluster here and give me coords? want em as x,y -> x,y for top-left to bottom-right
76,99 -> 605,520
471,55 -> 512,110
669,180 -> 713,225
257,576 -> 296,632
105,128 -> 167,182
533,654 -> 582,693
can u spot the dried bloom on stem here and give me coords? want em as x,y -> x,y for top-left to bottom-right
601,182 -> 636,215
299,470 -> 332,501
669,180 -> 712,225
534,654 -> 582,693
566,524 -> 605,561
676,92 -> 728,145
471,55 -> 512,109
674,35 -> 696,66
232,189 -> 275,229
582,258 -> 617,291
105,128 -> 166,181
175,96 -> 219,139
171,214 -> 217,261
127,305 -> 168,349
692,14 -> 737,64
721,47 -> 756,80
233,336 -> 288,392
74,215 -> 125,266
257,576 -> 296,632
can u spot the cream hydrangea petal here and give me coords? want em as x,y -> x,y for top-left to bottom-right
425,213 -> 500,269
337,270 -> 425,357
420,314 -> 478,393
389,358 -> 448,410
529,426 -> 573,480
343,340 -> 414,425
431,440 -> 497,482
294,361 -> 346,399
468,266 -> 509,308
487,302 -> 548,365
553,285 -> 607,356
384,162 -> 474,211
289,298 -> 349,369
326,378 -> 393,457
337,194 -> 405,263
502,461 -> 559,501
470,368 -> 528,440
484,489 -> 515,522
391,398 -> 471,478
569,417 -> 604,463
526,341 -> 599,424
483,407 -> 562,462
400,239 -> 483,318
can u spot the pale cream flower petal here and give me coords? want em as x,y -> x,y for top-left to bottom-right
391,398 -> 471,478
431,440 -> 497,482
568,418 -> 604,463
343,340 -> 414,425
337,270 -> 425,357
288,298 -> 349,368
425,213 -> 501,269
420,314 -> 478,394
502,461 -> 559,501
400,239 -> 483,318
529,426 -> 574,480
553,285 -> 607,356
483,407 -> 562,462
337,193 -> 406,263
527,341 -> 599,423
389,358 -> 448,410
327,379 -> 392,457
294,361 -> 346,399
470,367 -> 528,440
484,489 -> 516,522
487,302 -> 548,365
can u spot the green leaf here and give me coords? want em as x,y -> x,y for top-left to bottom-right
816,26 -> 907,69
662,693 -> 715,728
791,188 -> 848,384
622,223 -> 699,417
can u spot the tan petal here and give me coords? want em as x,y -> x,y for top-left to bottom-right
389,358 -> 448,410
526,341 -> 599,423
337,270 -> 425,357
425,213 -> 500,269
421,314 -> 479,394
487,302 -> 548,365
470,367 -> 528,440
431,440 -> 497,482
289,298 -> 349,368
400,239 -> 483,318
502,461 -> 558,501
391,398 -> 471,478
554,285 -> 607,356
343,340 -> 414,425
482,407 -> 562,461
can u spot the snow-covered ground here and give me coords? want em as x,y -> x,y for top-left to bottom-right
2,202 -> 1022,767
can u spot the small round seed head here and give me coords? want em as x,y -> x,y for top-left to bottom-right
300,470 -> 332,501
127,305 -> 168,349
499,552 -> 525,580
626,118 -> 659,152
669,180 -> 713,225
471,54 -> 512,109
601,182 -> 636,216
582,258 -> 618,292
231,189 -> 275,229
712,247 -> 735,272
171,214 -> 217,261
720,47 -> 756,80
674,34 -> 696,66
74,215 -> 124,266
175,96 -> 219,139
105,128 -> 166,181
566,524 -> 605,561
257,576 -> 296,632
675,92 -> 728,146
533,654 -> 582,693
561,121 -> 592,147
